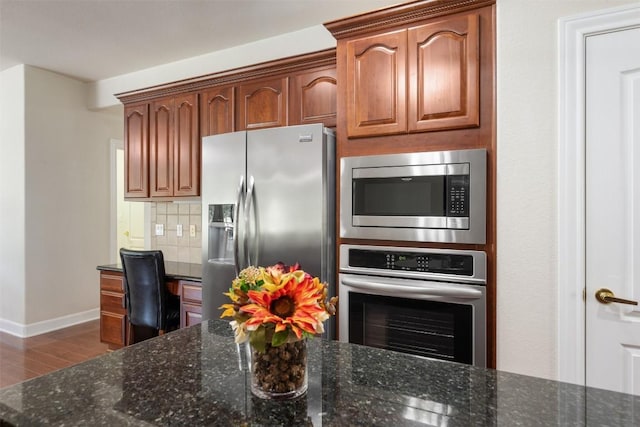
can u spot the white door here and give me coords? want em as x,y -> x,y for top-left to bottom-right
115,146 -> 145,256
586,26 -> 640,395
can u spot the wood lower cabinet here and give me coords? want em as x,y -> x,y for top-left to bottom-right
99,271 -> 202,347
179,280 -> 203,328
99,271 -> 127,349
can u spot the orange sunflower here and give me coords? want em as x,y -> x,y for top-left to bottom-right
240,270 -> 329,340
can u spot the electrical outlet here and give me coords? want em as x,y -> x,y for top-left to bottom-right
177,224 -> 183,237
155,224 -> 164,236
189,224 -> 196,237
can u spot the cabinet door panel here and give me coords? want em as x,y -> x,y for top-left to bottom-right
181,303 -> 203,328
100,311 -> 127,347
200,86 -> 235,136
150,98 -> 174,197
174,93 -> 199,197
238,78 -> 288,130
346,30 -> 407,137
408,13 -> 479,132
124,103 -> 149,198
290,68 -> 337,127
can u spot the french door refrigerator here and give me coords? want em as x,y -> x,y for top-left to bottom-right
201,123 -> 336,337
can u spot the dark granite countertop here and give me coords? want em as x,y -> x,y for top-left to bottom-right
1,320 -> 638,426
97,261 -> 202,282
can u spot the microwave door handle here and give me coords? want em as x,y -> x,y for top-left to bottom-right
340,277 -> 482,299
233,175 -> 244,276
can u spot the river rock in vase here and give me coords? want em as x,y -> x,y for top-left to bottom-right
248,339 -> 308,400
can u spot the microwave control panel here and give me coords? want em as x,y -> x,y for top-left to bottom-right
446,175 -> 470,217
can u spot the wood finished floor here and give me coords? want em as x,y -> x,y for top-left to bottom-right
0,319 -> 109,389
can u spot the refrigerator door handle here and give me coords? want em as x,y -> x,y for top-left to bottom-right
233,175 -> 244,276
245,176 -> 256,267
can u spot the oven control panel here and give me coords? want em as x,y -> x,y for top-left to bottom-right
339,244 -> 486,284
349,248 -> 473,275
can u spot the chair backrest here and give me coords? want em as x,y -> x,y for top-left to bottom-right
119,249 -> 168,330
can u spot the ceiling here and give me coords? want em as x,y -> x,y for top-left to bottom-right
0,0 -> 400,83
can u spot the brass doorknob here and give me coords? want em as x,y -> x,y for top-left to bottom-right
595,288 -> 638,306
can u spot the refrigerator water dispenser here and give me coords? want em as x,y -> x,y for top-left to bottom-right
207,204 -> 234,262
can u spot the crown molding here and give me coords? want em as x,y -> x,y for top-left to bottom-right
324,0 -> 495,39
116,48 -> 336,104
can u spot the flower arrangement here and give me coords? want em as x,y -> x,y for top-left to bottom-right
220,262 -> 337,352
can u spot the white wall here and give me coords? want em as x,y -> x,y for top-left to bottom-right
0,65 -> 26,327
89,26 -> 337,109
23,66 -> 123,326
0,65 -> 122,335
496,0 -> 638,380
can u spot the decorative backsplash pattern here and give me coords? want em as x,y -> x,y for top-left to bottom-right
150,202 -> 202,264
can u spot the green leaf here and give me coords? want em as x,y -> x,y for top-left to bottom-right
250,326 -> 266,353
271,330 -> 289,347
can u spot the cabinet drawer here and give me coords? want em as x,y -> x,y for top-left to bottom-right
181,283 -> 202,303
100,311 -> 127,347
101,290 -> 126,313
100,272 -> 124,292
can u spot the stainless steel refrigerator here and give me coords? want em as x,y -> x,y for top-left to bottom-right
201,123 -> 336,337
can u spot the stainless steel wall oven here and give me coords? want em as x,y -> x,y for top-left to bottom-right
339,244 -> 487,367
340,148 -> 486,244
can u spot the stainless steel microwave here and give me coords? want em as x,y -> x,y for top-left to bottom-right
340,148 -> 486,244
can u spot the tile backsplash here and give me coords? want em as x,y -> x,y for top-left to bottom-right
150,202 -> 202,264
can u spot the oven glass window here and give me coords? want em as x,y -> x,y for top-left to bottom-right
349,292 -> 473,364
353,176 -> 445,216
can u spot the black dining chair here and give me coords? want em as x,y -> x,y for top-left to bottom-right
119,249 -> 180,344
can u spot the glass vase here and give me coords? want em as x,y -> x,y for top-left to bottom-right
247,339 -> 308,400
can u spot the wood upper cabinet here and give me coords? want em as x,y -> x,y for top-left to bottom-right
150,97 -> 173,197
149,93 -> 199,197
200,85 -> 235,137
118,49 -> 336,198
289,67 -> 337,127
346,29 -> 407,137
238,77 -> 288,130
343,10 -> 480,138
124,103 -> 149,198
174,94 -> 200,197
408,13 -> 479,132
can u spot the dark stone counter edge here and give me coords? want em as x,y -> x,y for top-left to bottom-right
97,262 -> 202,282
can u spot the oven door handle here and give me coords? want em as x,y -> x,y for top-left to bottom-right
341,277 -> 483,299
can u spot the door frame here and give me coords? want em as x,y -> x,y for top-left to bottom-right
558,3 -> 640,386
109,139 -> 150,263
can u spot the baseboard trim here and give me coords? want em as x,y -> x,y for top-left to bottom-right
0,308 -> 100,338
